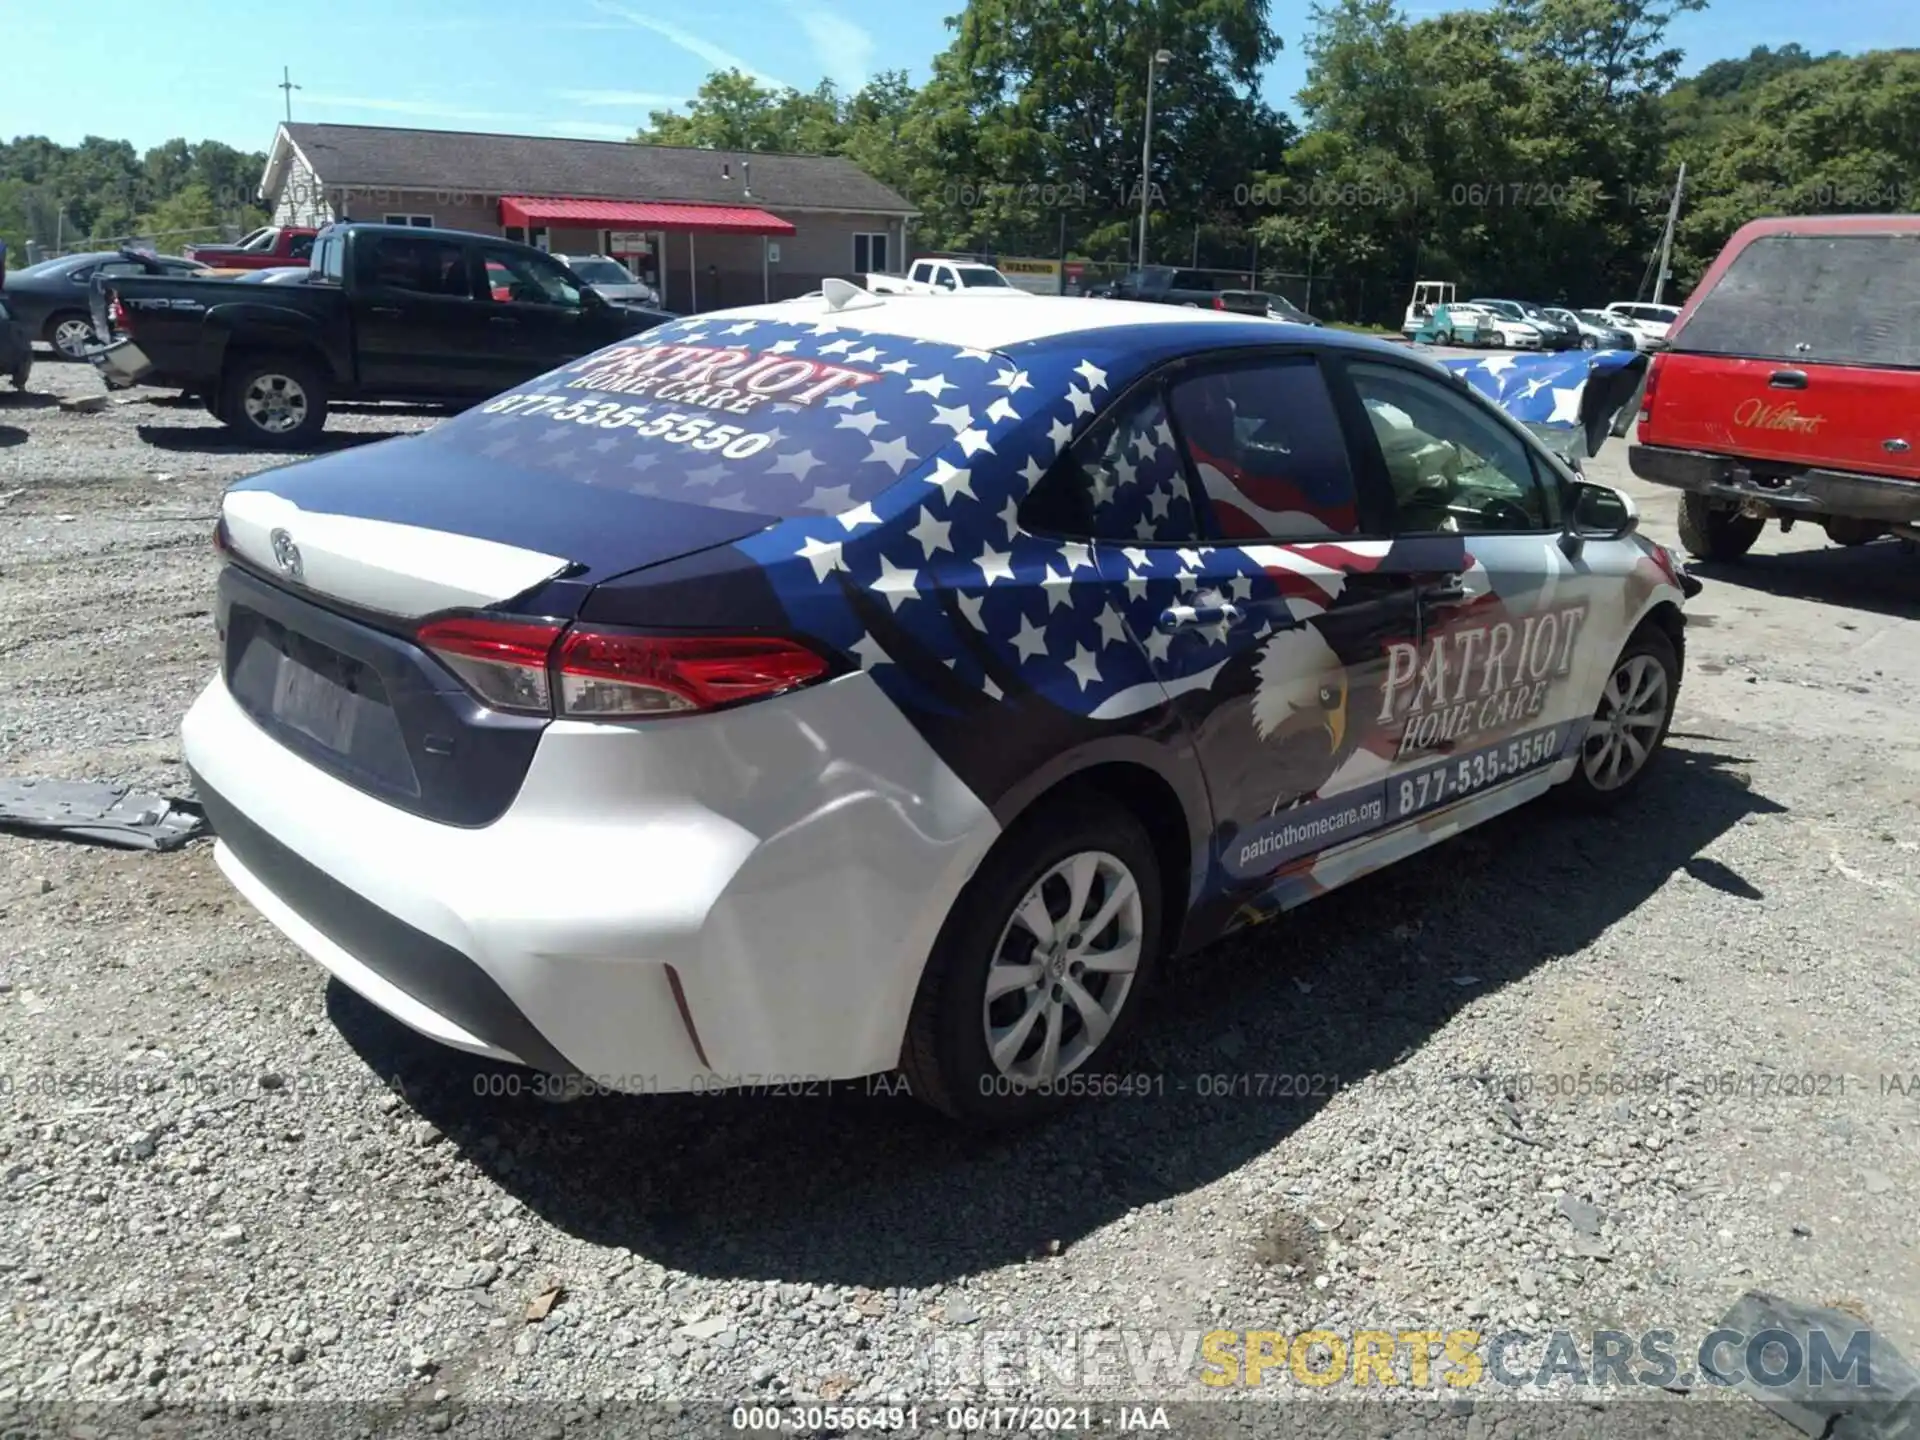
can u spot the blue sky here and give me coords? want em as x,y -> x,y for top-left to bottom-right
1,0 -> 1912,153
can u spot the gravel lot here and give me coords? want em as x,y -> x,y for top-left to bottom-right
2,354 -> 1918,1431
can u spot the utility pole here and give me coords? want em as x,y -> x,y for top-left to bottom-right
1652,162 -> 1685,306
279,67 -> 302,124
1136,48 -> 1172,274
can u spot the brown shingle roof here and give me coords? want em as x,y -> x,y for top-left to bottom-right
279,123 -> 914,214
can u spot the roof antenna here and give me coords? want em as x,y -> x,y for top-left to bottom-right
822,277 -> 885,312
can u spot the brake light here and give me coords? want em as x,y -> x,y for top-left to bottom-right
415,617 -> 833,719
109,293 -> 131,333
555,631 -> 830,717
1213,295 -> 1226,310
1639,354 -> 1665,424
417,616 -> 564,715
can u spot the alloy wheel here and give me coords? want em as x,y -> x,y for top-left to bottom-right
242,374 -> 310,435
981,850 -> 1143,1087
52,318 -> 94,359
1583,654 -> 1669,790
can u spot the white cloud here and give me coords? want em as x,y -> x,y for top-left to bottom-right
785,3 -> 875,92
555,89 -> 688,108
588,1 -> 790,89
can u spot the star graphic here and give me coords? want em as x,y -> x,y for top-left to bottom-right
805,483 -> 855,512
1548,386 -> 1583,424
1519,376 -> 1550,400
769,339 -> 801,355
825,391 -> 866,410
907,373 -> 954,399
1121,547 -> 1150,568
1146,488 -> 1173,521
1066,645 -> 1103,691
1144,629 -> 1173,663
976,545 -> 1015,585
932,403 -> 974,435
795,535 -> 845,582
867,436 -> 918,473
879,358 -> 915,375
772,448 -> 823,480
956,590 -> 986,629
1060,541 -> 1094,573
1177,547 -> 1205,568
1480,354 -> 1520,376
926,458 -> 974,502
1011,615 -> 1050,664
685,464 -> 729,487
998,495 -> 1022,537
721,321 -> 757,335
1174,567 -> 1198,587
1045,416 -> 1075,454
956,347 -> 996,363
1018,455 -> 1048,488
1228,575 -> 1255,600
710,491 -> 755,511
957,429 -> 995,458
1075,359 -> 1108,392
982,676 -> 1004,699
818,338 -> 856,356
847,346 -> 884,365
909,508 -> 953,557
839,501 -> 882,531
837,410 -> 885,435
1125,569 -> 1150,601
850,632 -> 889,668
1041,566 -> 1075,611
1095,608 -> 1131,649
1066,385 -> 1095,418
985,397 -> 1021,425
591,436 -> 621,454
871,556 -> 920,610
991,367 -> 1032,392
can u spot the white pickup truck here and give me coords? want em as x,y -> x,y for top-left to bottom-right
866,259 -> 1030,296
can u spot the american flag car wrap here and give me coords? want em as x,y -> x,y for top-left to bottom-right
1431,348 -> 1643,426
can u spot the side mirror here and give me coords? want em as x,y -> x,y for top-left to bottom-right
1561,479 -> 1638,557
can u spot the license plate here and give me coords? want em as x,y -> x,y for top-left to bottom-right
270,653 -> 359,753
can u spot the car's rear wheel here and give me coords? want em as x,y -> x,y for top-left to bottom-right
45,312 -> 95,361
1561,628 -> 1679,809
222,354 -> 328,448
900,797 -> 1163,1128
1677,493 -> 1763,562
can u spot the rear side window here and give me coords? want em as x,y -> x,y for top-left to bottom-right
1681,235 -> 1920,366
359,235 -> 471,298
426,318 -> 1033,518
1021,386 -> 1198,543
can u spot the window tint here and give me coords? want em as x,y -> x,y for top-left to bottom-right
288,233 -> 315,261
477,245 -> 582,306
1347,362 -> 1556,534
361,235 -> 471,298
958,267 -> 1009,288
312,233 -> 344,284
1021,385 -> 1199,543
910,262 -> 931,283
853,232 -> 888,272
1166,359 -> 1359,540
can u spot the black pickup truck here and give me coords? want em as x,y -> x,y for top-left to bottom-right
91,222 -> 674,446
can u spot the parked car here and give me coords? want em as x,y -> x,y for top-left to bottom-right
1213,290 -> 1324,325
183,226 -> 320,271
1411,303 -> 1496,347
179,291 -> 1691,1126
1552,308 -> 1640,351
1471,299 -> 1567,350
0,294 -> 31,390
1630,214 -> 1920,560
556,254 -> 660,307
905,258 -> 1026,294
90,223 -> 674,446
1103,265 -> 1232,307
1603,301 -> 1681,344
1514,301 -> 1583,351
0,248 -> 208,360
1402,279 -> 1457,335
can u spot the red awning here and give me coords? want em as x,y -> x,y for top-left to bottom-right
499,196 -> 795,235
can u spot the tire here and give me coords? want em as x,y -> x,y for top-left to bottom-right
44,312 -> 95,362
10,362 -> 29,392
221,354 -> 328,448
1677,493 -> 1763,562
900,796 -> 1165,1128
1581,335 -> 1598,350
1559,626 -> 1680,810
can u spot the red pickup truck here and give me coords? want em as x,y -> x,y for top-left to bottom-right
183,226 -> 320,271
1629,215 -> 1920,560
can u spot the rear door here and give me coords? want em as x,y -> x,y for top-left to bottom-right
1651,230 -> 1920,480
471,241 -> 607,387
350,232 -> 497,396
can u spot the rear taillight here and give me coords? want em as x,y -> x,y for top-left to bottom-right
1639,354 -> 1664,424
213,517 -> 230,556
415,617 -> 833,720
555,631 -> 831,717
417,616 -> 565,715
1212,295 -> 1226,310
109,293 -> 131,333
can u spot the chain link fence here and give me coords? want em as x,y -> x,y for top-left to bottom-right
1059,260 -> 1394,329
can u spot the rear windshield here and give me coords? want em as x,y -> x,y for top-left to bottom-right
425,316 -> 1016,516
1679,233 -> 1920,367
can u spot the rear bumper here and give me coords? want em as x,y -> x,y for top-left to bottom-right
91,337 -> 154,389
181,670 -> 999,1089
1628,445 -> 1920,525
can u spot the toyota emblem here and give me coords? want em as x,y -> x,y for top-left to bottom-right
269,528 -> 303,582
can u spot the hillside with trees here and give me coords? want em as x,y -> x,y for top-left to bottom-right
0,137 -> 267,261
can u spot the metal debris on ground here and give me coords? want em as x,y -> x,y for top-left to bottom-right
1704,1291 -> 1920,1439
0,778 -> 208,851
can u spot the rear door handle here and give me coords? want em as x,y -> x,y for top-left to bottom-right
1158,601 -> 1243,632
1418,577 -> 1472,605
1768,369 -> 1807,389
1887,438 -> 1912,453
